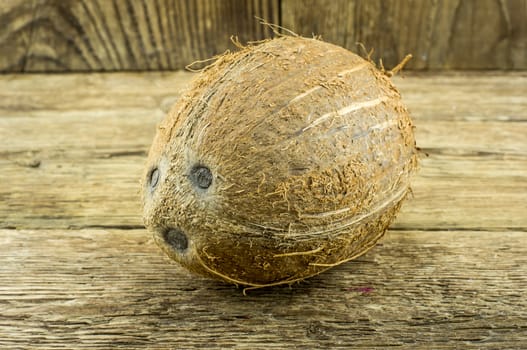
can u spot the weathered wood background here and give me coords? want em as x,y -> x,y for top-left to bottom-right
1,71 -> 526,348
1,0 -> 527,348
1,0 -> 526,72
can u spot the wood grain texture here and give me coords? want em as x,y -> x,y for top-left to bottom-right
1,229 -> 526,348
1,0 -> 527,72
0,0 -> 279,72
282,0 -> 527,70
0,71 -> 526,348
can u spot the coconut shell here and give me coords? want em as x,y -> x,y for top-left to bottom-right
142,36 -> 418,288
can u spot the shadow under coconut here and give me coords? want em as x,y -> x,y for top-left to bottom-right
184,244 -> 391,300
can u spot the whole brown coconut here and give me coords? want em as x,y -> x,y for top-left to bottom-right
142,36 -> 418,289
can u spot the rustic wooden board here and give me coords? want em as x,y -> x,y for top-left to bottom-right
0,71 -> 526,348
282,0 -> 527,70
1,0 -> 526,72
1,229 -> 526,348
0,0 -> 279,72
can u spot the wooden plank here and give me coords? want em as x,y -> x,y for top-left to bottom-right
394,72 -> 527,122
1,72 -> 526,231
2,0 -> 526,72
0,0 -> 279,72
0,0 -> 35,72
281,0 -> 527,70
1,120 -> 525,231
0,228 -> 525,348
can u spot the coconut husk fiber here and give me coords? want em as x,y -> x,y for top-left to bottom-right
142,35 -> 418,290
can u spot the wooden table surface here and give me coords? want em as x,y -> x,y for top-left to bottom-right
1,71 -> 526,349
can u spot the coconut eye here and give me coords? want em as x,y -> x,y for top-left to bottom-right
190,165 -> 212,189
149,167 -> 160,190
163,228 -> 188,252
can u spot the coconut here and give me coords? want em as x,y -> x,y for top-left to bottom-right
142,36 -> 418,289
